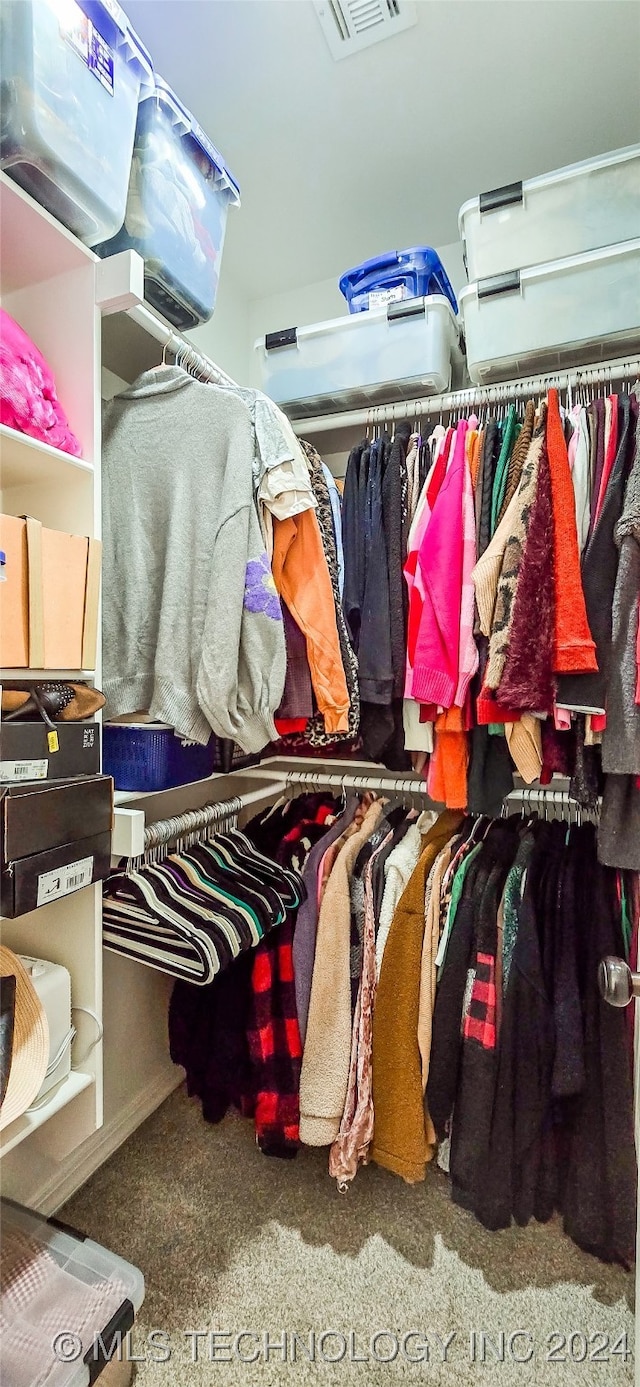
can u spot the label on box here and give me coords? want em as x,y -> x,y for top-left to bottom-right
37,856 -> 93,908
47,730 -> 60,754
369,286 -> 407,310
61,0 -> 115,95
0,759 -> 49,782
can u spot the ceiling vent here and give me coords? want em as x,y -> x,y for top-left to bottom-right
313,0 -> 418,61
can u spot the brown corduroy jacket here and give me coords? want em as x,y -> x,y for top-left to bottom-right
371,810 -> 464,1183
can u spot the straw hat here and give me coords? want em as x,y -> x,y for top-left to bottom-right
0,946 -> 49,1131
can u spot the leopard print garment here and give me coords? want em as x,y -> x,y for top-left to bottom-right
299,439 -> 360,745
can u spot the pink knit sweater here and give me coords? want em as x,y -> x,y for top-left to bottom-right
410,419 -> 469,707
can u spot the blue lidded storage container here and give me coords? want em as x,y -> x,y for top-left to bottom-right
0,0 -> 153,245
339,247 -> 458,315
95,77 -> 240,329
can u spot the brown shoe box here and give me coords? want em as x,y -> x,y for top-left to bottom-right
0,721 -> 100,782
0,776 -> 113,917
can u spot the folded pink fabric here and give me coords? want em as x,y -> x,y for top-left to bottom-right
0,309 -> 81,456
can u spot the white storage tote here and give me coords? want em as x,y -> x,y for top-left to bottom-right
459,145 -> 640,282
254,295 -> 461,417
460,239 -> 640,387
0,0 -> 153,245
95,77 -> 240,329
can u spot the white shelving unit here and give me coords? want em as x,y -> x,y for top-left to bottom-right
0,171 -> 104,1167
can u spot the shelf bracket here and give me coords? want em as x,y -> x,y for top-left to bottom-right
97,250 -> 145,316
112,807 -> 146,858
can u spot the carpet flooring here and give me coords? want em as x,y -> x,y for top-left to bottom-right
61,1083 -> 635,1387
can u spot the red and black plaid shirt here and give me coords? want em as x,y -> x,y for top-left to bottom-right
247,917 -> 302,1157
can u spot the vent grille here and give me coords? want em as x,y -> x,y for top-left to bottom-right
313,0 -> 417,60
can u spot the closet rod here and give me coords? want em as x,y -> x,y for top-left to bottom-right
126,302 -> 239,390
289,353 -> 640,436
141,785 -> 279,852
280,767 -> 431,800
505,786 -> 599,809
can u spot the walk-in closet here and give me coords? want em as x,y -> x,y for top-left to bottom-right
1,2 -> 640,1384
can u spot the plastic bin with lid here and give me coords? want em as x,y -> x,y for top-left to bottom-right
459,238 -> 640,386
0,1197 -> 144,1387
339,247 -> 458,314
94,77 -> 240,329
254,295 -> 461,417
459,145 -> 640,283
0,0 -> 153,245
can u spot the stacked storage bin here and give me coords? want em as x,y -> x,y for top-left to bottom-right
255,245 -> 461,415
255,296 -> 462,416
94,77 -> 240,328
458,145 -> 640,385
338,247 -> 458,314
0,0 -> 153,245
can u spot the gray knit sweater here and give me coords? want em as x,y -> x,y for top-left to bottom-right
102,367 -> 286,751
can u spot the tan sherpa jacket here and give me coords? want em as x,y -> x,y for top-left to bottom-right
299,799 -> 384,1146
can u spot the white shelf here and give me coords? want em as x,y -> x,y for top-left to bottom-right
0,424 -> 94,490
0,172 -> 96,295
0,1071 -> 94,1158
0,150 -> 103,1198
113,769 -> 231,805
0,669 -> 96,680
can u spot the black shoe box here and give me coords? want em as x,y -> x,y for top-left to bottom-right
0,775 -> 113,917
0,721 -> 100,783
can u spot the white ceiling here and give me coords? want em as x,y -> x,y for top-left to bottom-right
125,0 -> 640,302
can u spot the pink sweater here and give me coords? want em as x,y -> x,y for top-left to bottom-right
403,428 -> 453,699
455,418 -> 479,706
411,419 -> 468,708
0,308 -> 81,456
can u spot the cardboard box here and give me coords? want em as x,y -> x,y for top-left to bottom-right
0,515 -> 29,665
0,775 -> 113,917
0,721 -> 100,782
0,515 -> 101,669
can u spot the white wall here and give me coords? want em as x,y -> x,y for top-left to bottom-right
189,265 -> 251,386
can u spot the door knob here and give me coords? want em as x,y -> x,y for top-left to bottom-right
598,956 -> 640,1008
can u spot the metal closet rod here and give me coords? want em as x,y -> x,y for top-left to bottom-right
126,303 -> 239,391
505,785 -> 600,818
141,785 -> 281,851
290,353 -> 640,436
282,768 -> 429,798
137,773 -> 596,852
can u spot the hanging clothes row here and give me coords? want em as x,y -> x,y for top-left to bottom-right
319,379 -> 640,869
102,358 -> 640,871
168,786 -> 638,1268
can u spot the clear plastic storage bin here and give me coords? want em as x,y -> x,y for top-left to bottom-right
0,0 -> 153,245
95,77 -> 240,329
0,1198 -> 145,1387
459,145 -> 640,282
459,239 -> 640,386
254,295 -> 461,417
